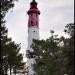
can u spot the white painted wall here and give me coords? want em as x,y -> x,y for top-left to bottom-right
27,26 -> 39,75
27,26 -> 39,51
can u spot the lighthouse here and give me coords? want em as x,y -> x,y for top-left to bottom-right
26,0 -> 40,75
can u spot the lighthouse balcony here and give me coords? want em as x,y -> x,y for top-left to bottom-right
26,50 -> 36,58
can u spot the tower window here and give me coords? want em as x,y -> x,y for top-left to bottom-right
34,30 -> 35,32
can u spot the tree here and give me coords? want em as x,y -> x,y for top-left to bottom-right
1,0 -> 25,75
31,23 -> 74,75
1,0 -> 16,74
1,24 -> 12,75
32,31 -> 63,75
63,23 -> 74,75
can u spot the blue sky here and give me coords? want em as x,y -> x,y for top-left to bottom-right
5,0 -> 74,61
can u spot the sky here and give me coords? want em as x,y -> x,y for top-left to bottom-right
5,0 -> 74,61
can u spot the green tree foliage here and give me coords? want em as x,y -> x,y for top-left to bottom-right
32,31 -> 61,75
63,23 -> 74,75
31,23 -> 74,75
1,0 -> 18,25
1,0 -> 25,75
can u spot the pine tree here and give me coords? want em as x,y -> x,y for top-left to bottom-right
32,31 -> 61,75
31,23 -> 74,75
1,0 -> 25,75
63,23 -> 74,75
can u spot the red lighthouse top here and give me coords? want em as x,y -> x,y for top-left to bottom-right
27,0 -> 40,15
27,0 -> 40,28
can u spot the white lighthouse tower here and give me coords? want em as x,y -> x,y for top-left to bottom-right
26,0 -> 40,75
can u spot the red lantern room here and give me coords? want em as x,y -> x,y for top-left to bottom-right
27,0 -> 40,28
